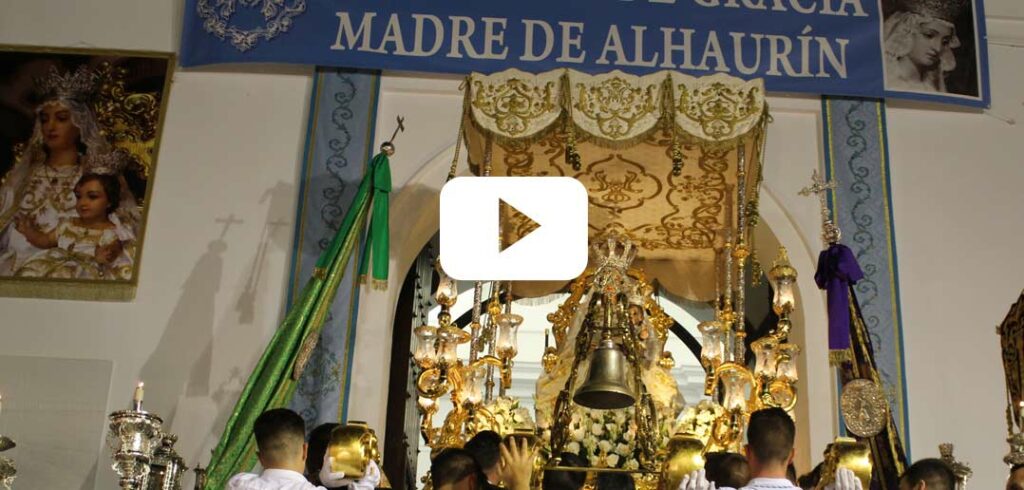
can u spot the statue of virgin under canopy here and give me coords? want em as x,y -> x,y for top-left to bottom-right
534,234 -> 685,469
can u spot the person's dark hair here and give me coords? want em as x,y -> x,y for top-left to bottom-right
787,462 -> 797,483
705,452 -> 750,489
746,408 -> 796,465
465,430 -> 502,473
253,408 -> 306,466
596,472 -> 634,490
75,173 -> 120,214
305,422 -> 339,481
1010,463 -> 1024,490
901,458 -> 955,490
797,462 -> 823,489
542,452 -> 587,490
431,448 -> 487,488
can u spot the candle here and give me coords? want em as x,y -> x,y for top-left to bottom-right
133,382 -> 144,403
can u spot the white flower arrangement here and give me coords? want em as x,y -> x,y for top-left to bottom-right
673,400 -> 724,445
481,396 -> 536,436
563,406 -> 676,469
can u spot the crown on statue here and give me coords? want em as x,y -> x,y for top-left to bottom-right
35,65 -> 98,103
590,232 -> 638,271
84,149 -> 128,176
901,0 -> 968,23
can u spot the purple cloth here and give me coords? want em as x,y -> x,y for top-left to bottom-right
814,243 -> 864,353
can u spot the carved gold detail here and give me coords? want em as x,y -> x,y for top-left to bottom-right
840,379 -> 889,438
93,62 -> 162,180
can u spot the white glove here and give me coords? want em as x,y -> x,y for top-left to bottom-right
679,469 -> 717,490
318,455 -> 381,490
824,468 -> 863,490
351,461 -> 381,490
318,453 -> 350,488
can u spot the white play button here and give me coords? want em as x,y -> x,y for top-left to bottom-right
439,177 -> 589,281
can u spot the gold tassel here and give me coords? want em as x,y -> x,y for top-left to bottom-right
670,126 -> 684,176
357,274 -> 388,290
829,349 -> 853,366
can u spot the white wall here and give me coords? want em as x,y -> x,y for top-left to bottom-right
0,2 -> 312,488
0,1 -> 1021,489
887,20 -> 1024,486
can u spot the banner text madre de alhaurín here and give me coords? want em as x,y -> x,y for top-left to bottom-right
330,0 -> 869,79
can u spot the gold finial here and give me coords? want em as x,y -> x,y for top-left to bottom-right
799,169 -> 841,245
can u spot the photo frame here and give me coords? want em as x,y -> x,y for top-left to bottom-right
880,0 -> 983,100
0,45 -> 175,300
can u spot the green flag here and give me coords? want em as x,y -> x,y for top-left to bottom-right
204,152 -> 391,489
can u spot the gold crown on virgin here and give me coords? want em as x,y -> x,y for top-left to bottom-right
35,65 -> 99,103
83,149 -> 128,176
590,232 -> 639,271
900,0 -> 968,23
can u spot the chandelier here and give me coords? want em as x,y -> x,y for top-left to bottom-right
692,245 -> 801,452
412,263 -> 527,454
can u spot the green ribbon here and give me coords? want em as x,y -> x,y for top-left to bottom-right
357,152 -> 391,289
204,152 -> 390,489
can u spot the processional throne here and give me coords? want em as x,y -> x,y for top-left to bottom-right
414,68 -> 771,488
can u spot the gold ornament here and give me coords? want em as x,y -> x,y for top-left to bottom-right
327,421 -> 380,478
820,438 -> 873,490
840,379 -> 889,438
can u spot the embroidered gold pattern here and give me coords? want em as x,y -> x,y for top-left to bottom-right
471,78 -> 557,137
573,76 -> 659,140
462,69 -> 767,299
675,80 -> 762,140
580,153 -> 661,213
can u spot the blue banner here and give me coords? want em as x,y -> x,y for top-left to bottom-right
181,0 -> 988,107
823,96 -> 910,450
287,68 -> 380,428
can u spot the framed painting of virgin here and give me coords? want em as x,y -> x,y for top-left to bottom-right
0,46 -> 174,300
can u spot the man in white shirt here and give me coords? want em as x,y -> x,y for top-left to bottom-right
733,407 -> 801,490
680,408 -> 863,490
228,408 -> 380,490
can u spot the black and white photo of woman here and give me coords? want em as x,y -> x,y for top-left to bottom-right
881,0 -> 980,97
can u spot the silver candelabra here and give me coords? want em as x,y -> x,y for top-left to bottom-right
106,394 -> 164,490
148,433 -> 188,490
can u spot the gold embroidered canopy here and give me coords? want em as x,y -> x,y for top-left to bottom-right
459,69 -> 768,301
